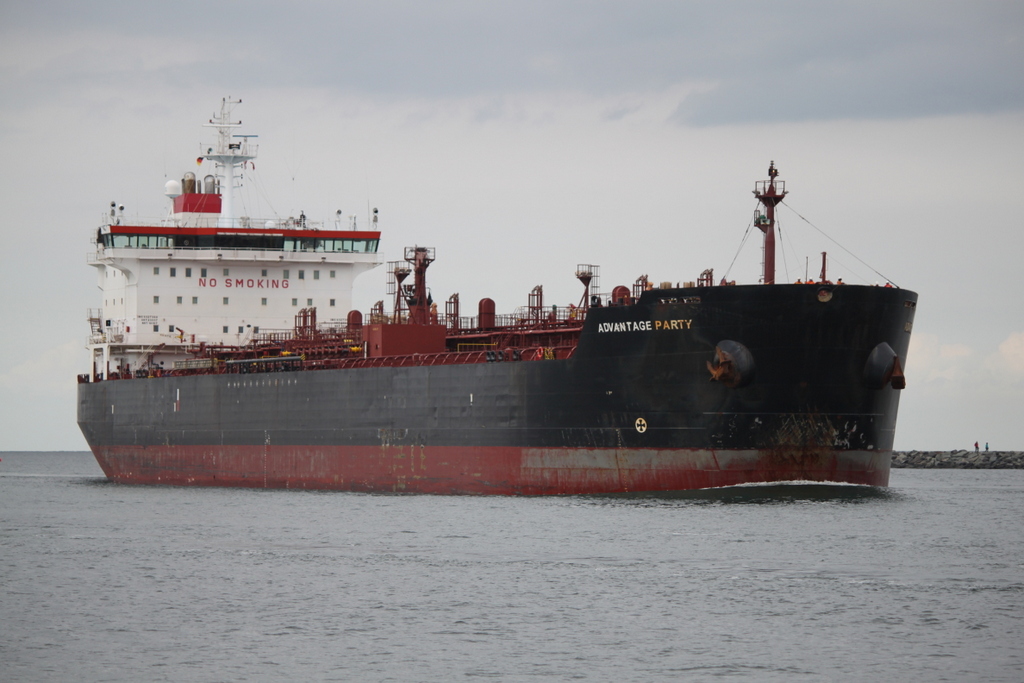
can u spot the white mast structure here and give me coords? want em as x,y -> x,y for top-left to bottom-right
204,97 -> 257,228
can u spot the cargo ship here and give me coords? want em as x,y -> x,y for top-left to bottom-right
77,99 -> 917,493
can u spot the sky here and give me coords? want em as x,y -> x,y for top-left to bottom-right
1,0 -> 1022,451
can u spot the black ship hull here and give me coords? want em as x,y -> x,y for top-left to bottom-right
78,284 -> 916,493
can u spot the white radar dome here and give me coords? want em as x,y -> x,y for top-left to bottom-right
165,179 -> 182,198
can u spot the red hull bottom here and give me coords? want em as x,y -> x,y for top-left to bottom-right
89,445 -> 891,494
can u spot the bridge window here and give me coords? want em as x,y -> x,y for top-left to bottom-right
101,232 -> 378,254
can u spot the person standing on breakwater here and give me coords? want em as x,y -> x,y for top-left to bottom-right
975,441 -> 979,453
986,442 -> 989,452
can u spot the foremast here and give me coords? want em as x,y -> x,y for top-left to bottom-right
753,161 -> 787,285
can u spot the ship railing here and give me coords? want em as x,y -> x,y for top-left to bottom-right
138,244 -> 378,254
249,327 -> 365,346
238,326 -> 256,346
174,358 -> 216,370
447,306 -> 587,334
194,311 -> 584,356
93,242 -> 380,256
99,215 -> 327,230
754,179 -> 786,196
253,329 -> 296,342
209,344 -> 581,374
356,308 -> 586,331
104,338 -> 582,380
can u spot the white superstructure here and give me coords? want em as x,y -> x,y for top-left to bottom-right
86,99 -> 382,379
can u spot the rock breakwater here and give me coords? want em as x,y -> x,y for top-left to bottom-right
892,451 -> 1024,469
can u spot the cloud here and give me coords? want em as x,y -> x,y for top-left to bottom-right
985,331 -> 1024,379
909,331 -> 1024,394
0,340 -> 85,400
3,1 -> 1022,124
907,333 -> 973,384
898,331 -> 1024,450
672,3 -> 1024,124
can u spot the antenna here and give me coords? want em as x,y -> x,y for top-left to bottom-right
202,98 -> 257,228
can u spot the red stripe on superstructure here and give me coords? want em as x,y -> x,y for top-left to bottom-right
89,445 -> 891,493
110,225 -> 381,239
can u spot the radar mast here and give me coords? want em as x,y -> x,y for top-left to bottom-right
203,97 -> 257,228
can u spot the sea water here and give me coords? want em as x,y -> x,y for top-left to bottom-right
1,452 -> 1022,682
